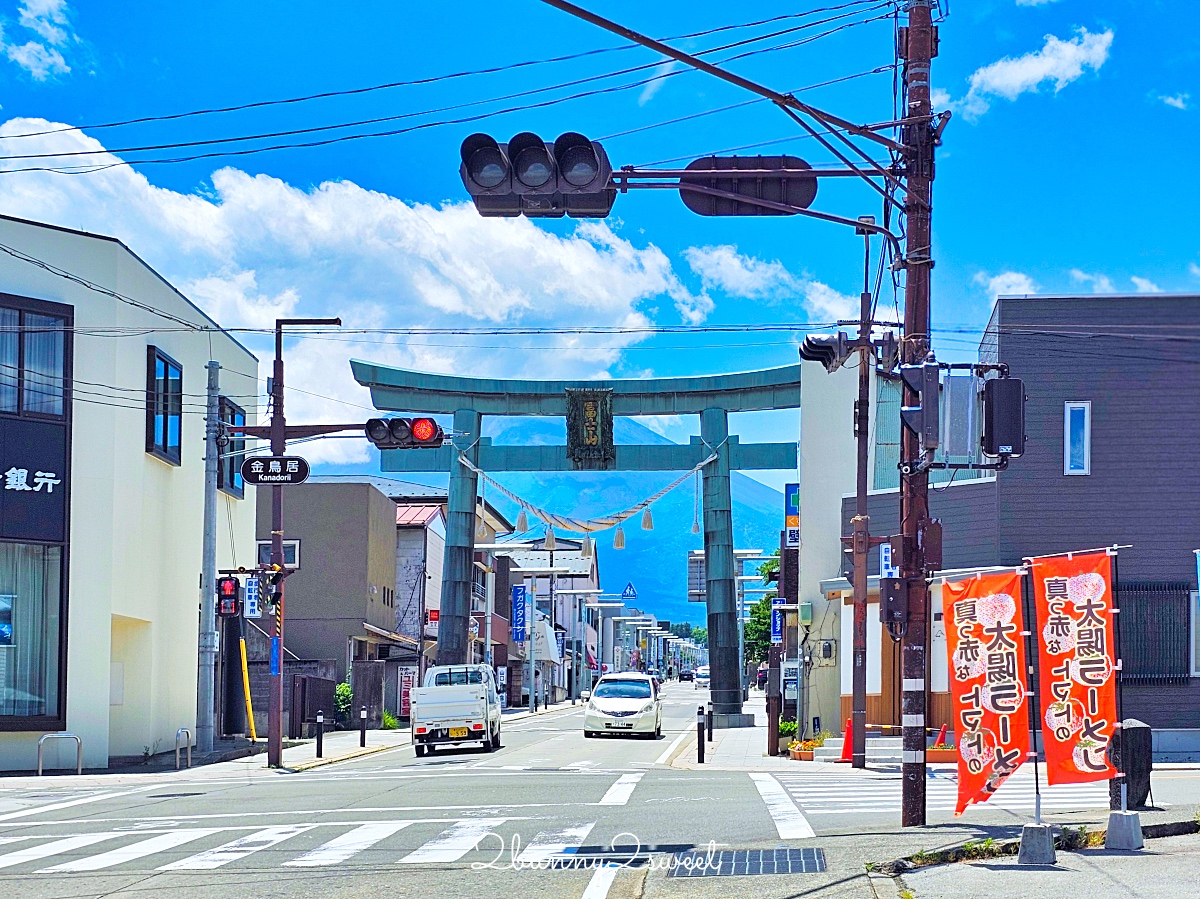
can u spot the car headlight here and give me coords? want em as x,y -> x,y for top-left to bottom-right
640,702 -> 654,714
587,701 -> 596,711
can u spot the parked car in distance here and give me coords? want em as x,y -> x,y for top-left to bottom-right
583,673 -> 662,739
679,669 -> 694,682
646,668 -> 663,687
411,664 -> 502,756
694,665 -> 710,689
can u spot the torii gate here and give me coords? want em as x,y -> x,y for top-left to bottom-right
350,361 -> 800,724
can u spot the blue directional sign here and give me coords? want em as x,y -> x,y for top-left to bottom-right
771,609 -> 784,644
511,585 -> 528,642
622,582 -> 638,601
785,482 -> 800,548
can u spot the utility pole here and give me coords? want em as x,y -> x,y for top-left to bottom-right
899,0 -> 937,827
197,360 -> 220,754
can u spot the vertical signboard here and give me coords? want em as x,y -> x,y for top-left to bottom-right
880,543 -> 899,579
399,668 -> 416,717
511,585 -> 527,642
1030,550 -> 1119,785
243,576 -> 261,619
784,482 -> 800,548
943,569 -> 1031,815
770,598 -> 784,644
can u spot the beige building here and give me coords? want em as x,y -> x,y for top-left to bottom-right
0,214 -> 258,771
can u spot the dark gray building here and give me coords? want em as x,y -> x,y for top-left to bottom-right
841,293 -> 1200,749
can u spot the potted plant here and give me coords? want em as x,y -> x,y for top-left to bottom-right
788,731 -> 830,761
777,720 -> 797,754
926,741 -> 957,763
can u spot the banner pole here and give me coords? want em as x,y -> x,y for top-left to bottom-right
1022,566 -> 1043,827
1111,547 -> 1126,813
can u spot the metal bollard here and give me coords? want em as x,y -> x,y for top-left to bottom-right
359,706 -> 367,748
706,701 -> 714,742
697,706 -> 705,764
315,710 -> 324,758
175,728 -> 192,770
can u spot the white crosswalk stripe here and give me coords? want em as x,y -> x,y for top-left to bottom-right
515,823 -> 595,863
283,822 -> 413,868
772,770 -> 1109,816
398,818 -> 507,864
0,817 -> 611,872
158,824 -> 315,870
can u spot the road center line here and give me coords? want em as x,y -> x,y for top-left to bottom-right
596,773 -> 644,806
749,773 -> 815,839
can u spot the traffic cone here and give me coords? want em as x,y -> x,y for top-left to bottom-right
837,718 -> 853,763
934,723 -> 947,748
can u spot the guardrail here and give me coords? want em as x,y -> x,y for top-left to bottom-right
175,728 -> 193,770
37,733 -> 82,776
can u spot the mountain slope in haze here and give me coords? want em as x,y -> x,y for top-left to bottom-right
312,416 -> 787,626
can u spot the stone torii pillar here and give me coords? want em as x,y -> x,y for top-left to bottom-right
438,409 -> 481,665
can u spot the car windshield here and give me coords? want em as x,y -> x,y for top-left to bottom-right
433,669 -> 484,686
593,680 -> 652,700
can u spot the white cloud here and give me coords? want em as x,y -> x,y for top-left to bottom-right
956,28 -> 1113,120
1015,0 -> 1060,6
0,1 -> 77,79
1159,93 -> 1189,110
1069,269 -> 1116,293
682,244 -> 855,320
18,0 -> 70,46
0,118 -> 712,462
1129,276 -> 1160,293
638,61 -> 678,106
1190,262 -> 1200,278
930,88 -> 952,110
974,271 -> 1037,300
5,40 -> 67,78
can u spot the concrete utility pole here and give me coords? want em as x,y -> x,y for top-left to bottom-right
197,360 -> 221,754
850,221 -> 874,771
899,0 -> 937,827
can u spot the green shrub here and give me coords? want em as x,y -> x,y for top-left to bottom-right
334,682 -> 353,727
381,710 -> 399,730
779,720 -> 798,737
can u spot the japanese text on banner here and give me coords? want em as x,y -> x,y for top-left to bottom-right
943,570 -> 1031,815
1030,551 -> 1118,785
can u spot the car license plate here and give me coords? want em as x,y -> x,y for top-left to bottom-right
449,727 -> 469,738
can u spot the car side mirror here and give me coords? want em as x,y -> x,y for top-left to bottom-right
581,691 -> 591,701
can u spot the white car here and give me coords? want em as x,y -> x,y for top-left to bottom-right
583,673 -> 662,739
694,665 -> 710,689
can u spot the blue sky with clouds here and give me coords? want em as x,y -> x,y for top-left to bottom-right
0,1 -> 1194,487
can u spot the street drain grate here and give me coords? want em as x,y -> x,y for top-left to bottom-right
669,848 -> 826,877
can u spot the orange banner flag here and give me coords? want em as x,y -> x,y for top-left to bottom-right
1030,551 -> 1119,785
943,570 -> 1031,816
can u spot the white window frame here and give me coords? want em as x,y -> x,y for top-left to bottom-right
257,539 -> 300,569
1191,590 -> 1200,677
1064,401 -> 1091,475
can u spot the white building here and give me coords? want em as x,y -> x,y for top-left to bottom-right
0,214 -> 258,771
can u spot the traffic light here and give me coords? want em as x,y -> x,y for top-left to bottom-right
678,155 -> 817,216
982,376 -> 1026,458
900,356 -> 940,452
459,131 -> 615,218
216,576 -> 242,618
365,417 -> 445,450
880,577 -> 908,627
799,332 -> 851,373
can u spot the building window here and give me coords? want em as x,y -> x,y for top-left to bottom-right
0,306 -> 67,418
1192,590 -> 1200,678
1064,401 -> 1091,475
218,397 -> 245,498
146,347 -> 183,465
257,540 -> 299,568
0,542 -> 63,721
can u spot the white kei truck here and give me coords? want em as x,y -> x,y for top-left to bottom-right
411,664 -> 503,757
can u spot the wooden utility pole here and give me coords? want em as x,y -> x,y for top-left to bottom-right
899,0 -> 937,827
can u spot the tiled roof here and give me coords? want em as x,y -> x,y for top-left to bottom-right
396,504 -> 443,527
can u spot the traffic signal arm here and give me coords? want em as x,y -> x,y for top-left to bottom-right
229,423 -> 362,440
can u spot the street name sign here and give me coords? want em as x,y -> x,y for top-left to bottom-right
241,455 -> 311,485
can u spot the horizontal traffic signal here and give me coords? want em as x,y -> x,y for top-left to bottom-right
460,131 -> 615,218
365,417 -> 445,449
679,155 -> 817,217
799,332 -> 851,373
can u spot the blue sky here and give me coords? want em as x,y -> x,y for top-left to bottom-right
0,0 -> 1194,489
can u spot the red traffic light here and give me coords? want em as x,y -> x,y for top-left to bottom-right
216,576 -> 242,617
218,576 -> 239,597
412,417 -> 438,443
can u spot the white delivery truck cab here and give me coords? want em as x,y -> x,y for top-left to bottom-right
410,664 -> 502,757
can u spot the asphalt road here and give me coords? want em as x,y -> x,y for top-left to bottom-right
1,682 -> 1196,899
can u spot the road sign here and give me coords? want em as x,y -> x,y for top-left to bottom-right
880,543 -> 899,579
771,608 -> 784,644
244,576 -> 261,618
241,455 -> 311,485
511,585 -> 527,642
622,582 -> 637,601
785,482 -> 800,548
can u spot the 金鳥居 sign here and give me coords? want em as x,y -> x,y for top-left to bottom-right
1030,550 -> 1119,785
943,569 -> 1031,815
